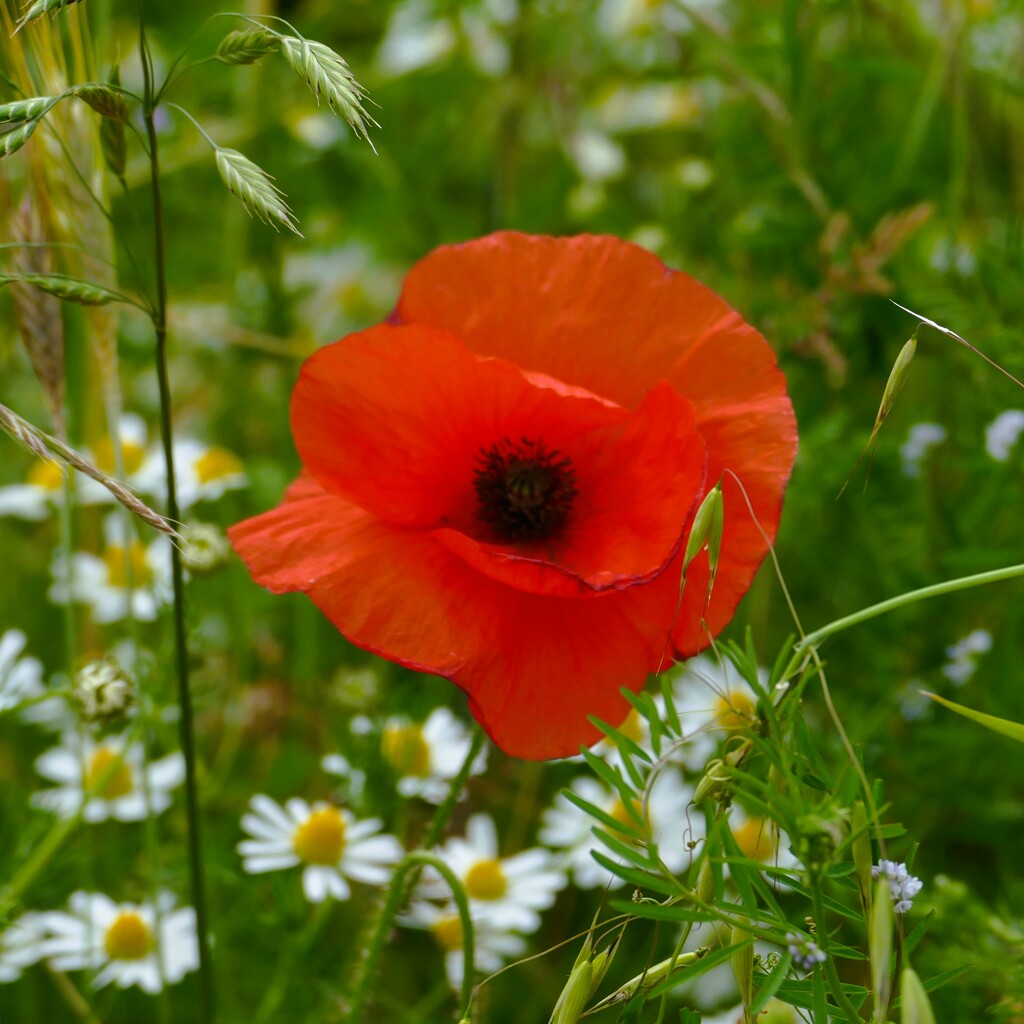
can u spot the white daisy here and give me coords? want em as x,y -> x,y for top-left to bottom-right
375,706 -> 487,804
377,0 -> 457,77
666,655 -> 765,770
32,731 -> 185,822
726,805 -> 801,888
49,512 -> 174,623
0,913 -> 46,983
37,891 -> 198,992
0,628 -> 69,731
238,794 -> 403,903
539,767 -> 699,890
397,899 -> 525,992
420,814 -> 566,933
0,628 -> 45,714
135,438 -> 246,511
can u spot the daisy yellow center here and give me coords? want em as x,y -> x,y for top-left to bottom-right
93,437 -> 146,476
194,446 -> 243,485
85,747 -> 134,799
464,858 -> 507,900
430,913 -> 464,952
608,796 -> 644,840
104,911 -> 153,960
381,723 -> 431,778
26,458 -> 64,490
474,438 -> 577,540
713,690 -> 757,730
103,541 -> 152,588
293,807 -> 346,865
733,816 -> 777,862
617,708 -> 645,744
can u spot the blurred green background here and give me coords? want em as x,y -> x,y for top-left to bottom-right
2,0 -> 1023,1020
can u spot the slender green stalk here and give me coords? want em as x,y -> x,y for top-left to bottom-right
343,728 -> 485,1021
140,26 -> 215,1023
422,727 -> 486,850
254,900 -> 335,1024
793,563 -> 1024,661
345,853 -> 475,1023
811,883 -> 866,1024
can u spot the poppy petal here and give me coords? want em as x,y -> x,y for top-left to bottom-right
228,478 -> 674,759
434,381 -> 707,597
290,322 -> 623,531
395,231 -> 742,409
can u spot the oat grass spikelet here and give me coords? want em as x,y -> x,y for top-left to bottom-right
214,147 -> 301,236
14,0 -> 84,34
216,28 -> 279,66
279,35 -> 378,151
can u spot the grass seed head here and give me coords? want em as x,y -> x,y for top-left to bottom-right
214,147 -> 301,236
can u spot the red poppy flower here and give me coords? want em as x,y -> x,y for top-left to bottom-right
229,232 -> 797,760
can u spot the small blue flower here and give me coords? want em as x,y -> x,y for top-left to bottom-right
785,932 -> 827,971
872,859 -> 923,914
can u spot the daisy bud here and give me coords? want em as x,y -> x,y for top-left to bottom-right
180,522 -> 231,574
72,657 -> 136,726
682,482 -> 723,600
900,967 -> 937,1024
870,876 -> 894,1023
730,923 -> 754,1012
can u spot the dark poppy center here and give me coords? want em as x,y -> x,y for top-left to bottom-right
473,438 -> 577,540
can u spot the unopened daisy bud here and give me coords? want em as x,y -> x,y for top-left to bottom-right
730,923 -> 754,1012
870,876 -> 894,1023
900,966 -> 937,1024
72,657 -> 136,725
850,801 -> 874,906
180,521 -> 231,574
682,482 -> 723,599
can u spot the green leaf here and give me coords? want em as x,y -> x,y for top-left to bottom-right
750,952 -> 794,1015
561,789 -> 642,840
0,273 -> 135,307
216,28 -> 279,65
923,691 -> 1024,742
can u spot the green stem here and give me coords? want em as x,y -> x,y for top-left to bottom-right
793,563 -> 1024,661
811,883 -> 865,1024
345,853 -> 475,1023
141,30 -> 215,1023
254,900 -> 335,1024
343,728 -> 485,1021
422,726 -> 487,850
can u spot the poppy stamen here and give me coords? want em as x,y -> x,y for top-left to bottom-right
474,438 -> 577,540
